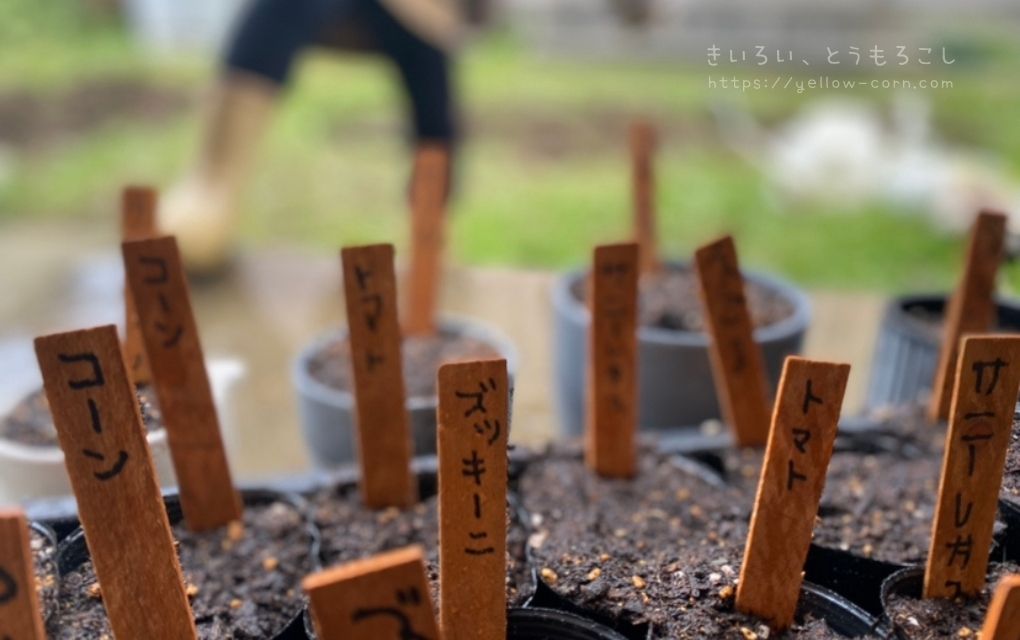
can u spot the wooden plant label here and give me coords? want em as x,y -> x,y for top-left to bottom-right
586,242 -> 639,478
35,325 -> 196,639
736,357 -> 850,630
437,359 -> 509,640
924,335 -> 1020,599
981,575 -> 1020,640
121,185 -> 159,385
403,143 -> 450,336
630,120 -> 659,274
122,236 -> 241,531
0,508 -> 46,640
929,210 -> 1007,421
303,545 -> 439,640
695,235 -> 771,447
341,244 -> 416,509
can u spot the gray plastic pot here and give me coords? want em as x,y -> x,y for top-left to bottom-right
552,260 -> 811,436
294,316 -> 519,469
865,294 -> 1020,410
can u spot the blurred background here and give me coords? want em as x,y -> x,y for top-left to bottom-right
1,0 -> 1019,480
0,0 -> 1018,288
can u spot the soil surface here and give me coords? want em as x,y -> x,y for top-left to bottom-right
999,415 -> 1020,503
0,385 -> 162,447
47,500 -> 314,639
573,264 -> 795,332
31,528 -> 58,621
884,562 -> 1020,639
311,481 -> 531,609
307,330 -> 500,398
520,447 -> 861,638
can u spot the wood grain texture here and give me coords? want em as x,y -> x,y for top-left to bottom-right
35,325 -> 196,639
630,120 -> 659,274
303,545 -> 439,640
585,242 -> 639,478
925,335 -> 1020,599
736,356 -> 850,630
695,235 -> 772,447
437,359 -> 509,640
122,236 -> 241,532
121,185 -> 159,386
981,574 -> 1020,640
403,143 -> 450,336
929,210 -> 1007,421
341,244 -> 416,509
0,508 -> 46,640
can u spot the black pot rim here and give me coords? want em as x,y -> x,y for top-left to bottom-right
55,487 -> 319,640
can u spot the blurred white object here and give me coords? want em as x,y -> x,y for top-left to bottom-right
719,97 -> 1020,232
125,0 -> 248,55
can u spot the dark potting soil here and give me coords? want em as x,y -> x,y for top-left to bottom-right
999,414 -> 1020,503
31,528 -> 58,620
884,562 -> 1020,639
706,446 -> 941,565
307,331 -> 500,399
310,485 -> 532,609
572,264 -> 795,332
0,385 -> 162,447
520,448 -> 855,638
47,501 -> 313,639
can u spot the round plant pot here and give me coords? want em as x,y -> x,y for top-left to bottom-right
293,316 -> 519,468
0,429 -> 174,504
551,260 -> 811,436
508,607 -> 630,640
56,489 -> 319,640
865,294 -> 1020,410
804,543 -> 907,617
999,498 -> 1020,563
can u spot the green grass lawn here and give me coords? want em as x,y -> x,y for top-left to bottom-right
1,5 -> 1019,292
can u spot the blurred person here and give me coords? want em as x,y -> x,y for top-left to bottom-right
160,0 -> 463,272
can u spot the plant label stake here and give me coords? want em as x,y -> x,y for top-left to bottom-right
924,335 -> 1020,599
122,236 -> 242,532
438,359 -> 509,640
0,508 -> 46,640
121,185 -> 159,385
929,210 -> 1007,422
736,356 -> 850,630
630,120 -> 659,274
35,325 -> 196,639
403,143 -> 450,336
586,242 -> 639,478
695,235 -> 772,447
341,243 -> 416,509
980,575 -> 1020,640
303,545 -> 439,640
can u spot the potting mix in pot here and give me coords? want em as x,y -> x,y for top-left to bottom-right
5,139 -> 1020,640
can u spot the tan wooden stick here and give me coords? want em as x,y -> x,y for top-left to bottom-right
585,242 -> 639,478
630,120 -> 659,274
736,356 -> 850,630
925,335 -> 1020,599
35,325 -> 196,639
0,508 -> 46,640
403,143 -> 450,336
980,574 -> 1020,640
437,359 -> 509,640
122,236 -> 241,532
695,235 -> 772,447
303,546 -> 439,640
341,243 -> 416,509
929,210 -> 1007,421
121,185 -> 159,385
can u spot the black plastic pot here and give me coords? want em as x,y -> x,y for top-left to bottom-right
865,294 -> 1020,410
55,489 -> 319,640
804,543 -> 907,618
508,607 -> 630,640
999,498 -> 1020,563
